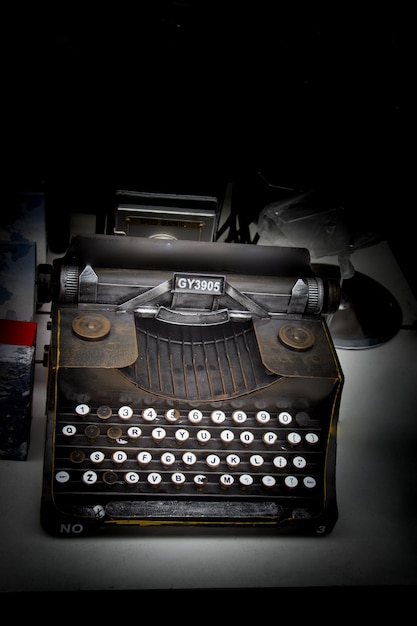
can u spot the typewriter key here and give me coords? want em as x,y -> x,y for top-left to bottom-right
182,452 -> 197,467
196,429 -> 211,444
127,426 -> 142,440
194,474 -> 208,490
112,450 -> 128,465
240,431 -> 255,445
90,451 -> 105,464
125,472 -> 139,485
165,408 -> 180,422
69,449 -> 85,464
262,476 -> 276,488
161,452 -> 176,467
171,472 -> 186,487
85,424 -> 101,439
151,427 -> 167,442
219,474 -> 234,489
62,424 -> 77,437
239,474 -> 254,488
148,472 -> 162,487
103,471 -> 119,486
206,454 -> 221,469
82,470 -> 98,484
97,405 -> 112,420
107,426 -> 123,440
137,451 -> 152,466
226,453 -> 240,467
262,431 -> 278,446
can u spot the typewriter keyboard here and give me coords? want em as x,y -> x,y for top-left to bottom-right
53,403 -> 326,504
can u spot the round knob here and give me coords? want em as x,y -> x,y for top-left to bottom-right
72,313 -> 111,341
278,323 -> 315,351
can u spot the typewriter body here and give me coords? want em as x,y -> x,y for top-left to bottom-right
41,234 -> 343,536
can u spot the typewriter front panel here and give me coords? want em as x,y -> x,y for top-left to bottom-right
41,236 -> 343,537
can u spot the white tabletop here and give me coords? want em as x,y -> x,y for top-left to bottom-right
1,239 -> 416,593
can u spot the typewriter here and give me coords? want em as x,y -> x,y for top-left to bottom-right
40,233 -> 343,536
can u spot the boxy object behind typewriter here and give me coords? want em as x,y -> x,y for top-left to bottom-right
40,234 -> 343,536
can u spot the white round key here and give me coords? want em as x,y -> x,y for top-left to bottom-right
188,409 -> 203,424
304,476 -> 317,488
125,472 -> 139,485
118,405 -> 133,420
142,407 -> 157,422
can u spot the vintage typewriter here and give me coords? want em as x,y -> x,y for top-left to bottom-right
40,233 -> 343,536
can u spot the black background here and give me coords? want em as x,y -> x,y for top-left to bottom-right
1,3 -> 415,602
3,2 -> 413,292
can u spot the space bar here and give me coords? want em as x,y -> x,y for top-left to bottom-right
106,500 -> 283,520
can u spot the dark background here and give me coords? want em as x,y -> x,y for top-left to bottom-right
3,2 -> 413,292
1,3 -> 415,602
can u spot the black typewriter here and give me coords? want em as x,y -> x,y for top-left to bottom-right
40,234 -> 343,536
